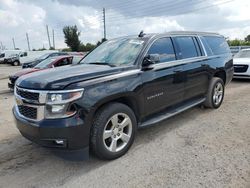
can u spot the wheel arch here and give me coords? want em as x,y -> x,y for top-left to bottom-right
214,70 -> 226,84
90,94 -> 141,123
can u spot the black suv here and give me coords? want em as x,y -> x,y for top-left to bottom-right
13,31 -> 233,160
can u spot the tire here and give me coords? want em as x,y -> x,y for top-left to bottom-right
203,77 -> 225,109
12,61 -> 20,66
91,103 -> 137,160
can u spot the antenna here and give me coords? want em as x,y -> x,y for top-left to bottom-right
138,30 -> 145,37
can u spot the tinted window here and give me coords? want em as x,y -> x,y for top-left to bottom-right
203,36 -> 230,55
50,53 -> 59,57
0,53 -> 5,58
174,37 -> 198,59
200,37 -> 213,56
147,37 -> 176,63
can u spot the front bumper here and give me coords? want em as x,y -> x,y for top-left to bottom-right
233,64 -> 250,79
13,106 -> 90,150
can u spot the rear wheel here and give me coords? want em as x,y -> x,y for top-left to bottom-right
204,77 -> 224,109
90,103 -> 136,160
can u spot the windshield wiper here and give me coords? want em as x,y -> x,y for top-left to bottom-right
88,62 -> 116,67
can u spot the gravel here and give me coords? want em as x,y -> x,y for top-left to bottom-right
0,65 -> 249,188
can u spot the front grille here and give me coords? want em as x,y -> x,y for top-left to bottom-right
234,65 -> 249,73
18,106 -> 37,120
16,88 -> 39,101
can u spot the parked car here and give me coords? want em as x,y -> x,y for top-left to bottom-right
13,31 -> 233,160
4,54 -> 20,66
0,50 -> 27,65
233,49 -> 250,79
230,46 -> 250,56
22,52 -> 69,68
9,55 -> 73,89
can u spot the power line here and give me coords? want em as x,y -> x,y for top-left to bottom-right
104,0 -> 223,21
105,0 -> 235,24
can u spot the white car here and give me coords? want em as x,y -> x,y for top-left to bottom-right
233,49 -> 250,79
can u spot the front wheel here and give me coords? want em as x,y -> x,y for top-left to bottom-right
90,103 -> 137,160
12,61 -> 20,66
203,77 -> 225,109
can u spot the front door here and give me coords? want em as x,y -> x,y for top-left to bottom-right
141,37 -> 185,117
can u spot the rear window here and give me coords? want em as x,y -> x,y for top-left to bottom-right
202,36 -> 230,55
174,37 -> 199,59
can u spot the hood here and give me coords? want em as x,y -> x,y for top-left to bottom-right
12,68 -> 40,77
233,58 -> 250,65
16,64 -> 128,90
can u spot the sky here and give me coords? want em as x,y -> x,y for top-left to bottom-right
0,0 -> 249,50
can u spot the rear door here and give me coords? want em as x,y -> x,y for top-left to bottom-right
141,37 -> 185,116
173,36 -> 210,101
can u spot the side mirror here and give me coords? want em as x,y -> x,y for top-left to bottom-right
142,54 -> 160,68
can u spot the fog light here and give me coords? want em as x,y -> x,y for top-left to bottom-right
51,104 -> 65,113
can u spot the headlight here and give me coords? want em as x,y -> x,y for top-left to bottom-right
45,89 -> 84,119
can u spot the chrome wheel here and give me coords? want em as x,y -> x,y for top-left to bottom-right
103,113 -> 132,153
213,82 -> 223,105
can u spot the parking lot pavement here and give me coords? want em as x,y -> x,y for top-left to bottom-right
0,78 -> 249,188
0,64 -> 21,79
0,65 -> 21,93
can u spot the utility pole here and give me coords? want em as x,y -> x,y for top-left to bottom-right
103,8 -> 106,40
46,25 -> 51,49
12,37 -> 16,49
26,33 -> 31,51
52,29 -> 55,49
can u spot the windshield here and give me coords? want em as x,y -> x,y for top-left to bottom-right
234,50 -> 250,58
73,56 -> 84,64
34,58 -> 56,69
37,53 -> 50,60
80,38 -> 145,66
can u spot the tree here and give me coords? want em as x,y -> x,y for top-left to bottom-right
63,25 -> 81,51
245,34 -> 250,42
227,39 -> 241,46
96,38 -> 107,46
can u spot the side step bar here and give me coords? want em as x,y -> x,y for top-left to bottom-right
139,97 -> 206,128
